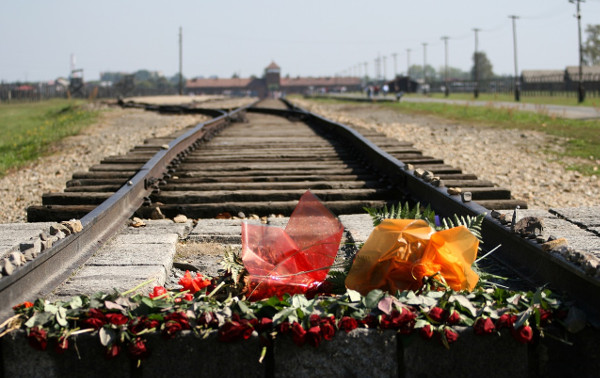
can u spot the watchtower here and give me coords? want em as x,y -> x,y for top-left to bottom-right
264,61 -> 281,93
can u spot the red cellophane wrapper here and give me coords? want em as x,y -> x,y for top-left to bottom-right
241,190 -> 344,301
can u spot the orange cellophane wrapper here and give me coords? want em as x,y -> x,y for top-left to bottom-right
241,191 -> 344,301
345,219 -> 479,295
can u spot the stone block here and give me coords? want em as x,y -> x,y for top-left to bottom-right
273,328 -> 397,377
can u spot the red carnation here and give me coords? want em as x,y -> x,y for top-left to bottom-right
420,324 -> 434,340
474,317 -> 496,335
178,271 -> 211,294
149,286 -> 168,299
511,325 -> 533,344
339,316 -> 358,333
27,327 -> 47,351
291,322 -> 306,346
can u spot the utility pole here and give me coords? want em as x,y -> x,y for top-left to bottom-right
392,53 -> 398,78
178,26 -> 183,95
570,0 -> 586,103
441,36 -> 450,97
473,28 -> 480,98
406,48 -> 411,92
383,55 -> 387,81
509,15 -> 521,101
364,62 -> 368,81
422,43 -> 428,93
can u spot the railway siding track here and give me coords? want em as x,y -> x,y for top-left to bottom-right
2,98 -> 600,326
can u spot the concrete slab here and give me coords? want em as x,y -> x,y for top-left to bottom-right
0,222 -> 54,254
53,265 -> 167,297
88,239 -> 176,268
551,206 -> 600,228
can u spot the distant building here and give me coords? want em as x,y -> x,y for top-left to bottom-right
185,61 -> 362,98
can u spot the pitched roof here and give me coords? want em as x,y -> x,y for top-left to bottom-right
566,65 -> 600,80
186,77 -> 252,89
280,76 -> 361,87
265,61 -> 280,70
521,70 -> 564,83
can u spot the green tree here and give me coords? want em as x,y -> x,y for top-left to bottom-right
437,66 -> 470,80
408,64 -> 436,80
470,52 -> 494,80
583,24 -> 600,65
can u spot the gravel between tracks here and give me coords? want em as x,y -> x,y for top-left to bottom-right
293,98 -> 599,210
0,104 -> 209,223
1,98 -> 598,224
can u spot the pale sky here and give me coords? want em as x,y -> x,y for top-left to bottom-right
2,0 -> 600,83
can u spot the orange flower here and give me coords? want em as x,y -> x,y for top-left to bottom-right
345,219 -> 479,294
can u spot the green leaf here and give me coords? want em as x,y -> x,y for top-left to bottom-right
56,307 -> 68,327
44,303 -> 58,314
69,296 -> 83,309
347,289 -> 362,303
99,327 -> 116,346
272,308 -> 294,325
450,295 -> 477,317
363,290 -> 384,309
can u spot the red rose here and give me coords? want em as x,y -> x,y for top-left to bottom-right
81,308 -> 107,330
27,327 -> 47,351
165,312 -> 190,330
420,324 -> 434,340
105,313 -> 129,326
128,338 -> 150,359
447,311 -> 461,325
129,316 -> 158,334
321,315 -> 336,326
149,286 -> 168,299
218,321 -> 253,342
428,307 -> 447,323
198,312 -> 218,328
320,322 -> 335,340
277,321 -> 291,334
162,321 -> 183,339
539,308 -> 552,325
12,301 -> 34,311
257,317 -> 273,333
444,327 -> 459,344
474,317 -> 496,335
339,316 -> 358,333
55,336 -> 69,354
306,326 -> 322,347
105,344 -> 121,360
496,313 -> 517,330
390,309 -> 416,334
309,314 -> 321,327
361,314 -> 378,329
291,322 -> 306,346
511,325 -> 533,344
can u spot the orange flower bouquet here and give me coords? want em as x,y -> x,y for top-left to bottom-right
345,219 -> 479,295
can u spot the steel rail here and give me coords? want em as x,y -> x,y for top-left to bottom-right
287,100 -> 600,324
0,102 -> 256,321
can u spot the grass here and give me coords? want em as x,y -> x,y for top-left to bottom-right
0,99 -> 99,177
299,95 -> 600,176
409,92 -> 600,108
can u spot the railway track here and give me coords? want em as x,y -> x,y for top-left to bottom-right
1,98 -> 599,324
